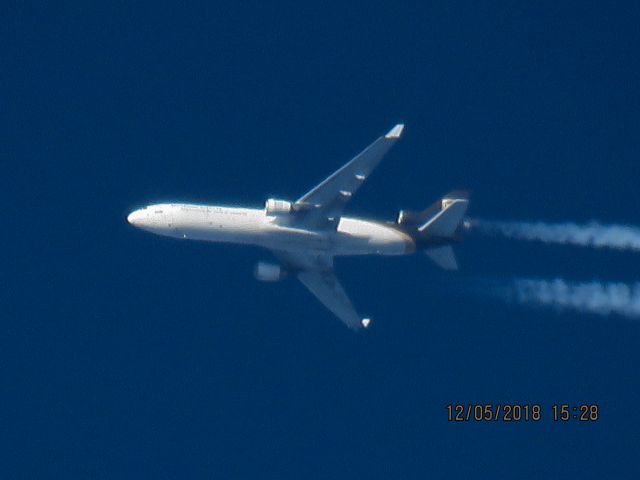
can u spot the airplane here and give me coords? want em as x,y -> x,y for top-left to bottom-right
127,124 -> 469,330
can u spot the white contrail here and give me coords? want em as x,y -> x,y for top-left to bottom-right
472,219 -> 640,251
493,278 -> 640,319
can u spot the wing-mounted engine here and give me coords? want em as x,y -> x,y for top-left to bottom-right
265,198 -> 293,215
253,261 -> 287,282
264,198 -> 319,216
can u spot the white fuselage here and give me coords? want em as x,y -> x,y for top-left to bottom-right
127,203 -> 415,257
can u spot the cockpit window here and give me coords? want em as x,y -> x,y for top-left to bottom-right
155,210 -> 163,214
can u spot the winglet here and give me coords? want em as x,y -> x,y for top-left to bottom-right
385,124 -> 404,139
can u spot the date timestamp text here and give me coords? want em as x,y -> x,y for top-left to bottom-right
446,404 -> 599,422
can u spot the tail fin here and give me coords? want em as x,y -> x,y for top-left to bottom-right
418,198 -> 469,236
397,191 -> 469,271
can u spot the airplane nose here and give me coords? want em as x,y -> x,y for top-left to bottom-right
127,209 -> 142,226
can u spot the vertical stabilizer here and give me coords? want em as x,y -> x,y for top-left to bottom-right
397,191 -> 469,270
418,199 -> 469,236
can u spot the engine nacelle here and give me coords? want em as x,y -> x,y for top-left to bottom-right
397,209 -> 424,225
253,262 -> 287,282
265,198 -> 292,215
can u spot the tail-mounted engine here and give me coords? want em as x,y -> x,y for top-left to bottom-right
265,198 -> 292,215
253,262 -> 287,282
397,209 -> 426,226
396,190 -> 469,227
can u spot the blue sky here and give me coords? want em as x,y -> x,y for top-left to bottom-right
4,1 -> 640,478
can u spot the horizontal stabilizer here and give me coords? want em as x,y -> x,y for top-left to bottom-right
418,199 -> 469,236
425,246 -> 458,270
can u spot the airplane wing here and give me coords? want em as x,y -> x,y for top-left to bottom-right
298,271 -> 366,330
293,124 -> 404,229
272,250 -> 369,330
